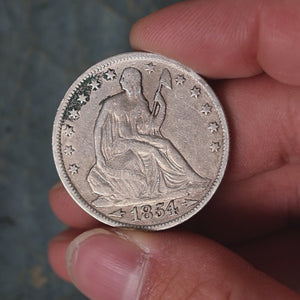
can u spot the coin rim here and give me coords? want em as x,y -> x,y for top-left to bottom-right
52,52 -> 229,230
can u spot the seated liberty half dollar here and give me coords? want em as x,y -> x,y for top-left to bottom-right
52,52 -> 229,230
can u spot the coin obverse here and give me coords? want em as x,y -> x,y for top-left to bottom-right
52,52 -> 229,230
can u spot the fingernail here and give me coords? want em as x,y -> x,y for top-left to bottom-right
66,228 -> 149,300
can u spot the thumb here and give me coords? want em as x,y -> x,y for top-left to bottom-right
66,228 -> 298,300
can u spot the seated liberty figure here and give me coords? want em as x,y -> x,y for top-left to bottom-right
87,67 -> 209,206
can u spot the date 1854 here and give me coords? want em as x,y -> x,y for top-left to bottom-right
130,200 -> 179,222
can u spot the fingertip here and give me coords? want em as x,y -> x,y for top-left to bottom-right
257,0 -> 300,85
130,0 -> 261,78
48,229 -> 83,282
64,229 -> 299,300
65,228 -> 149,300
131,0 -> 300,85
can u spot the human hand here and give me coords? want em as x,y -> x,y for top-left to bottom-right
48,0 -> 300,299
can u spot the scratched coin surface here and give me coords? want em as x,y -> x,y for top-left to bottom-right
52,52 -> 229,230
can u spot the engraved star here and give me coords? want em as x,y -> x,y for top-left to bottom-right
64,124 -> 75,137
201,103 -> 212,115
77,94 -> 87,104
104,69 -> 116,80
145,62 -> 155,73
64,145 -> 75,156
191,86 -> 201,98
68,163 -> 79,175
89,79 -> 100,90
210,142 -> 220,152
69,109 -> 79,120
175,74 -> 186,85
208,122 -> 219,133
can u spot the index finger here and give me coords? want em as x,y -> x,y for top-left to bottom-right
130,0 -> 300,85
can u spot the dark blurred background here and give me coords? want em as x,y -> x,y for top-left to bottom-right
0,1 -> 179,299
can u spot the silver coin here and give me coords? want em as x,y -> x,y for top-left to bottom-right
52,52 -> 229,230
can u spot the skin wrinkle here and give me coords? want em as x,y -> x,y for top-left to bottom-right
219,163 -> 300,214
214,77 -> 263,180
192,3 -> 257,76
228,165 -> 300,212
213,74 -> 300,183
184,287 -> 213,300
131,0 -> 300,84
150,247 -> 183,299
257,0 -> 300,84
151,238 -> 240,300
195,166 -> 300,242
240,0 -> 262,75
255,0 -> 266,70
228,97 -> 300,185
190,263 -> 243,300
131,0 -> 263,77
225,156 -> 291,185
155,268 -> 217,300
157,268 -> 182,300
281,95 -> 300,164
143,238 -> 206,299
181,275 -> 234,300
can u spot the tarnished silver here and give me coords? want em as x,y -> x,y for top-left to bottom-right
52,52 -> 229,230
